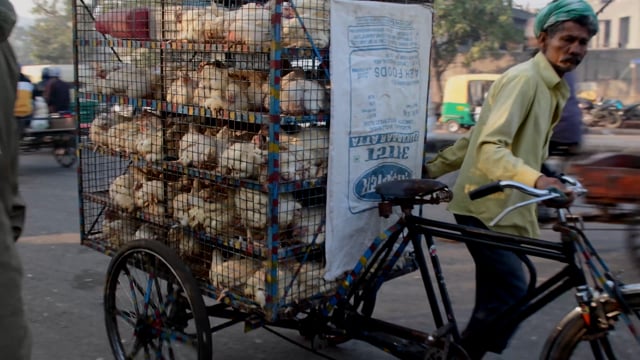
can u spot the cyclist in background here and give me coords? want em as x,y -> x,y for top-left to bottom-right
424,1 -> 598,358
33,66 -> 50,98
44,67 -> 71,113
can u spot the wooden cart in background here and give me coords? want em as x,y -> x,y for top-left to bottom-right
568,153 -> 640,272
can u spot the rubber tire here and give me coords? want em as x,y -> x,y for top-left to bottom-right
446,120 -> 461,133
603,112 -> 623,128
540,293 -> 640,360
104,239 -> 212,360
54,146 -> 77,167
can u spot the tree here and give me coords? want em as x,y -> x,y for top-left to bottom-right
26,0 -> 73,64
9,25 -> 36,66
431,0 -> 520,103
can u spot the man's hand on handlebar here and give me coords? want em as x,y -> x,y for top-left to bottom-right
534,175 -> 575,207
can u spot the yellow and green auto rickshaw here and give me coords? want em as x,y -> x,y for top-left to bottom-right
439,73 -> 500,133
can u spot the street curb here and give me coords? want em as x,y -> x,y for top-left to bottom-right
19,232 -> 79,244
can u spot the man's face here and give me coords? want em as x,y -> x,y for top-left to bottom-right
538,21 -> 591,75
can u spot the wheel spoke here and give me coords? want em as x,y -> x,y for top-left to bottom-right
105,243 -> 211,360
123,266 -> 143,316
114,308 -> 137,327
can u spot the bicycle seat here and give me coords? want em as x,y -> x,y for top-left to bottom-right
375,179 -> 448,199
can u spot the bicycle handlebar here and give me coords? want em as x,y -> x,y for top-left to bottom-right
468,176 -> 587,226
469,180 -> 550,200
469,176 -> 587,201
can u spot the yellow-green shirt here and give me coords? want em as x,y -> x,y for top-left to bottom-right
427,52 -> 569,238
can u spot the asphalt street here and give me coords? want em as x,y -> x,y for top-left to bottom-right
14,131 -> 640,359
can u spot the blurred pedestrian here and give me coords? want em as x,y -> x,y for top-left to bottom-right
33,66 -> 50,98
44,66 -> 71,113
424,0 -> 598,358
0,0 -> 31,359
14,70 -> 35,136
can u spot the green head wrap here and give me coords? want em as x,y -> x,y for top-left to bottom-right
534,0 -> 599,37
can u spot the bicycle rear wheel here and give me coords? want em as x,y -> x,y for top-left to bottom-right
104,239 -> 212,360
540,285 -> 640,359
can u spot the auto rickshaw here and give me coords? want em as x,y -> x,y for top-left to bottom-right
439,73 -> 500,133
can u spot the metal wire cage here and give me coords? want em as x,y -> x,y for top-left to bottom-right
74,0 -> 334,320
74,0 -> 432,324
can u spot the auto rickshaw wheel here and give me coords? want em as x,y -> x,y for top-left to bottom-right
446,120 -> 461,133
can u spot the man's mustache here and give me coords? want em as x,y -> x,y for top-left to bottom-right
561,56 -> 582,66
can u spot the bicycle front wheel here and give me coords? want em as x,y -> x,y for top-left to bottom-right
540,284 -> 640,360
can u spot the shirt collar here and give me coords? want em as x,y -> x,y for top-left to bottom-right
533,52 -> 565,89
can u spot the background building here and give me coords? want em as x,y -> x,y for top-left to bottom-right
589,0 -> 639,49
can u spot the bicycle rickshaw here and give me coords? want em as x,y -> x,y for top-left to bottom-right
72,0 -> 640,359
19,111 -> 77,168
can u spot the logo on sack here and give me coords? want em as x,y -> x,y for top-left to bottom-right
353,163 -> 412,201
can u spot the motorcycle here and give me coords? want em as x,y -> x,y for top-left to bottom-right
582,98 -> 627,128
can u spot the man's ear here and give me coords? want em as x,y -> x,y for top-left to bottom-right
537,32 -> 548,51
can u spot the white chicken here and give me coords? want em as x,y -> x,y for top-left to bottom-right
224,80 -> 250,112
107,120 -> 140,154
106,65 -> 154,99
203,89 -> 226,112
244,262 -> 298,307
169,227 -> 202,258
295,205 -> 326,245
196,63 -> 229,92
226,3 -> 272,51
193,85 -> 211,108
135,114 -> 164,162
275,69 -> 329,115
282,127 -> 330,178
187,198 -> 224,232
109,169 -> 146,212
166,74 -> 198,105
134,180 -> 166,223
281,0 -> 331,49
295,261 -> 336,300
218,141 -> 266,179
161,121 -> 188,160
134,224 -> 160,241
229,69 -> 268,111
279,143 -> 318,182
176,5 -> 224,42
210,257 -> 260,290
214,126 -> 233,157
172,191 -> 200,226
89,113 -> 117,147
102,213 -> 138,248
177,125 -> 217,167
234,189 -> 302,241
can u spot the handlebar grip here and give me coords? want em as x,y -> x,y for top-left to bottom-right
469,181 -> 503,200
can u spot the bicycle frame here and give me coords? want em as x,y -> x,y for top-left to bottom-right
324,205 -> 607,359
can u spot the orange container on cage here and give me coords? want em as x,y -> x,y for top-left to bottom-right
95,8 -> 151,40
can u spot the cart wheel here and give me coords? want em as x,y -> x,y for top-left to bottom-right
446,121 -> 461,133
626,223 -> 640,274
54,147 -> 77,167
104,239 -> 212,360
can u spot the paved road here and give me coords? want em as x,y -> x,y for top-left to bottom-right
15,148 -> 640,360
